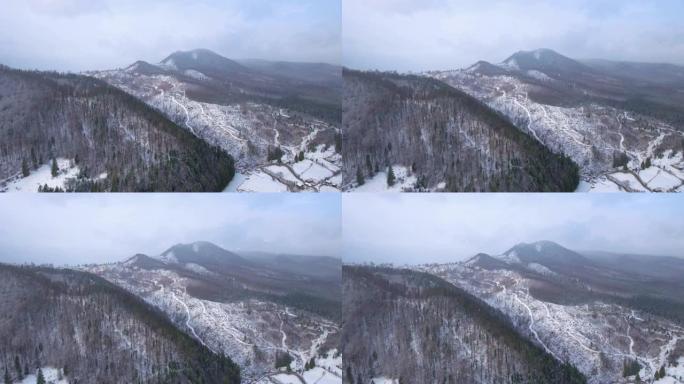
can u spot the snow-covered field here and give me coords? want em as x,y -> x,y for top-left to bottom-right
90,70 -> 341,192
256,350 -> 342,384
368,377 -> 398,384
0,158 -> 80,192
87,262 -> 340,383
349,165 -> 446,192
226,145 -> 341,193
18,367 -> 68,384
654,358 -> 684,384
432,70 -> 684,193
419,262 -> 684,384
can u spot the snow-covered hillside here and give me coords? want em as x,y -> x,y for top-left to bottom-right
432,65 -> 684,192
87,259 -> 341,383
91,66 -> 341,192
419,261 -> 684,384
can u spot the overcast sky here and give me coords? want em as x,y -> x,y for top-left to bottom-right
343,194 -> 684,265
344,0 -> 684,72
0,194 -> 340,266
0,0 -> 340,72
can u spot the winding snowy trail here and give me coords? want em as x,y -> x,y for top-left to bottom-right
513,293 -> 560,360
615,115 -> 627,153
171,290 -> 213,352
512,97 -> 543,144
279,314 -> 288,349
171,95 -> 196,135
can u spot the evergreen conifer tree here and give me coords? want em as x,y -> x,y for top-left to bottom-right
51,157 -> 59,177
387,166 -> 396,187
356,167 -> 365,186
36,368 -> 45,384
14,357 -> 22,381
22,159 -> 29,177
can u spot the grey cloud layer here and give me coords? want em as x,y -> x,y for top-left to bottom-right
0,0 -> 340,71
342,194 -> 684,265
344,0 -> 684,71
0,194 -> 341,265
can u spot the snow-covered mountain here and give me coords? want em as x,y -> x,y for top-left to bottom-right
342,69 -> 579,192
0,65 -> 235,192
431,49 -> 684,192
419,241 -> 684,384
501,49 -> 591,75
343,265 -> 587,384
0,263 -> 240,384
90,49 -> 342,192
86,241 -> 342,383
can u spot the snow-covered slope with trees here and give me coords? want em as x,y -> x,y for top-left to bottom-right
0,65 -> 235,192
431,49 -> 684,192
90,49 -> 342,192
342,265 -> 586,384
342,69 -> 579,192
0,264 -> 240,384
419,241 -> 684,384
87,242 -> 342,383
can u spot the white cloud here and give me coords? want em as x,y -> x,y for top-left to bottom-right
0,194 -> 341,265
343,0 -> 684,71
342,194 -> 684,265
0,0 -> 340,71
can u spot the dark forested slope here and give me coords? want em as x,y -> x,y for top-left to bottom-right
0,264 -> 241,383
342,266 -> 586,384
0,65 -> 235,191
343,69 -> 579,191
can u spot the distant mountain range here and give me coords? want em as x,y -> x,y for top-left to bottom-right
112,48 -> 341,123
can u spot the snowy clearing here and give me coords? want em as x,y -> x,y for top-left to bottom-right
1,158 -> 79,192
352,165 -> 418,192
18,367 -> 68,384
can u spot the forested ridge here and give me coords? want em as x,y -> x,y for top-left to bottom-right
0,264 -> 241,383
343,69 -> 579,191
0,65 -> 235,191
342,266 -> 586,384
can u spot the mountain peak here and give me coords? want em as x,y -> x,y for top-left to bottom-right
501,240 -> 587,267
157,241 -> 248,269
465,60 -> 510,76
124,60 -> 165,75
159,49 -> 247,76
501,49 -> 587,74
121,253 -> 167,269
163,48 -> 220,62
506,48 -> 563,61
514,240 -> 563,250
